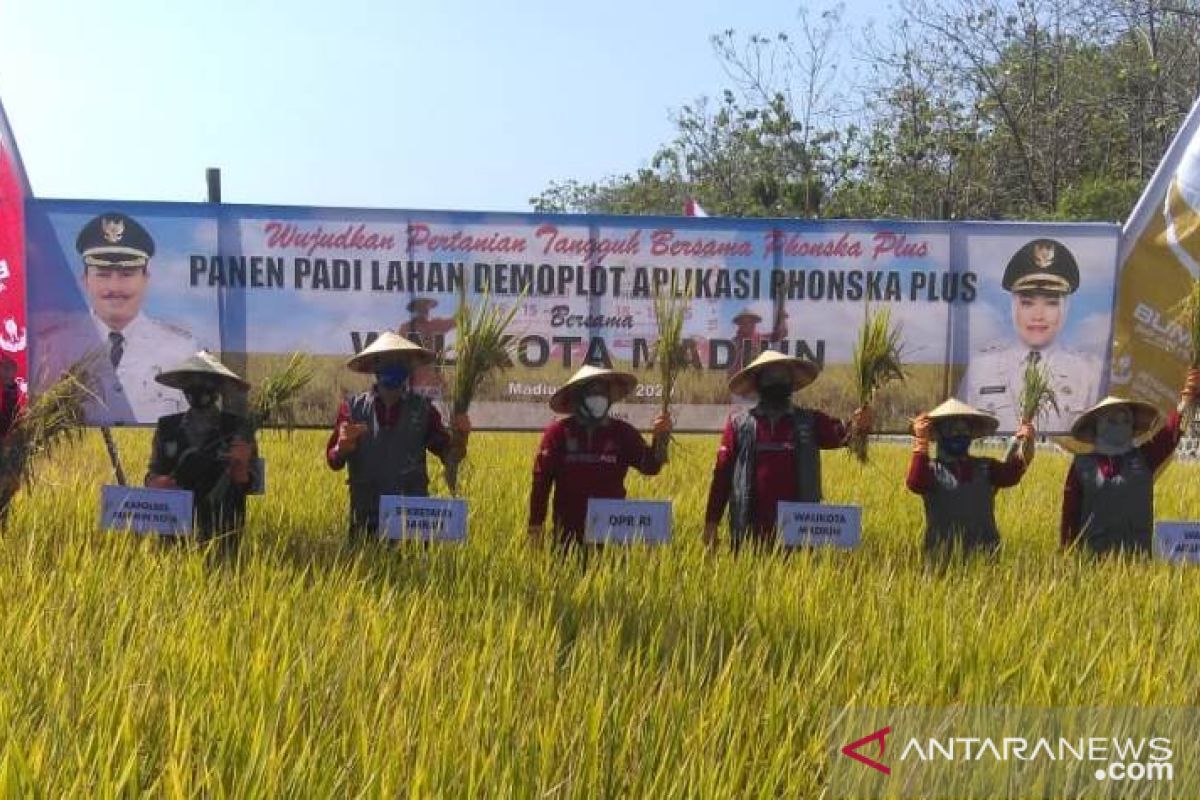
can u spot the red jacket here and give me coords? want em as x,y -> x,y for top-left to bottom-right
529,415 -> 663,543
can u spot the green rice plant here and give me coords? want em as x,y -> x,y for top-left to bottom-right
246,351 -> 315,432
651,288 -> 692,462
1017,358 -> 1060,426
206,353 -> 314,509
445,286 -> 522,492
1170,278 -> 1200,434
999,358 -> 1060,463
1174,277 -> 1200,370
0,361 -> 93,491
3,426 -> 1200,796
849,305 -> 906,461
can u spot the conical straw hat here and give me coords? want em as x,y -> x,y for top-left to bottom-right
346,331 -> 435,373
155,350 -> 249,391
549,365 -> 637,414
925,398 -> 1000,439
727,349 -> 820,397
407,297 -> 439,313
1069,396 -> 1161,444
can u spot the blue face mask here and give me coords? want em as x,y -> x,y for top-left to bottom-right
376,365 -> 409,389
939,435 -> 972,458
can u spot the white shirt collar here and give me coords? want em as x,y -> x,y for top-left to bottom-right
1024,341 -> 1063,359
92,311 -> 146,338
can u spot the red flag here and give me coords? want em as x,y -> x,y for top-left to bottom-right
0,97 -> 29,400
683,197 -> 709,217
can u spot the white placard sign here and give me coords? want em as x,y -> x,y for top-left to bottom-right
584,499 -> 671,545
378,496 -> 467,542
100,486 -> 193,537
1154,521 -> 1200,563
778,502 -> 861,548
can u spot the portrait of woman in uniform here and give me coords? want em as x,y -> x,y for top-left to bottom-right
957,235 -> 1117,433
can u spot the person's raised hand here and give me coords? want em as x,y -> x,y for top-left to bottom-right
652,413 -> 673,437
1184,368 -> 1200,402
912,414 -> 933,453
147,474 -> 177,490
1016,421 -> 1037,465
336,421 -> 367,454
228,438 -> 252,484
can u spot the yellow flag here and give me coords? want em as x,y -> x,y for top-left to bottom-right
1111,98 -> 1200,411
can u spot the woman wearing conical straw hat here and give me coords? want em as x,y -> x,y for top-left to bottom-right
1061,368 -> 1200,555
528,364 -> 672,549
326,332 -> 471,541
145,350 -> 258,554
703,350 -> 872,550
906,399 -> 1035,558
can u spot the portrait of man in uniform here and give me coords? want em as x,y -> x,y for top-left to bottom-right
727,306 -> 788,378
33,212 -> 201,424
958,238 -> 1101,432
401,296 -> 455,398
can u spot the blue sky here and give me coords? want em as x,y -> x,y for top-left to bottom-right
0,0 -> 890,213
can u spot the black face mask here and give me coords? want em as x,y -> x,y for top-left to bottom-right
183,386 -> 219,410
759,384 -> 792,406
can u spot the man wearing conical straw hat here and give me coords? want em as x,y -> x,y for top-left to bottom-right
906,399 -> 1035,558
327,332 -> 470,540
145,350 -> 257,552
528,364 -> 672,549
703,350 -> 872,550
401,296 -> 456,398
1061,368 -> 1200,555
727,306 -> 787,377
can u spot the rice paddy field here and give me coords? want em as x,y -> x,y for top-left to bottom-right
4,428 -> 1200,797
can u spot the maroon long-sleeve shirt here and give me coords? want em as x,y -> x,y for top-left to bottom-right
529,415 -> 663,543
704,407 -> 847,536
905,451 -> 1026,494
1060,410 -> 1182,547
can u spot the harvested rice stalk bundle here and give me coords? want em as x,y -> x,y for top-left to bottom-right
206,353 -> 314,508
1176,279 -> 1200,370
1003,359 -> 1058,463
0,362 -> 93,495
848,306 -> 905,462
247,352 -> 315,433
445,286 -> 521,493
1171,279 -> 1200,432
1017,358 -> 1059,427
652,289 -> 693,462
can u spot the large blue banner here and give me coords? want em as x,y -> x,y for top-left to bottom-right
25,199 -> 1120,432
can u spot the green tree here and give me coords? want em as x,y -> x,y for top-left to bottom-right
533,0 -> 1200,223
